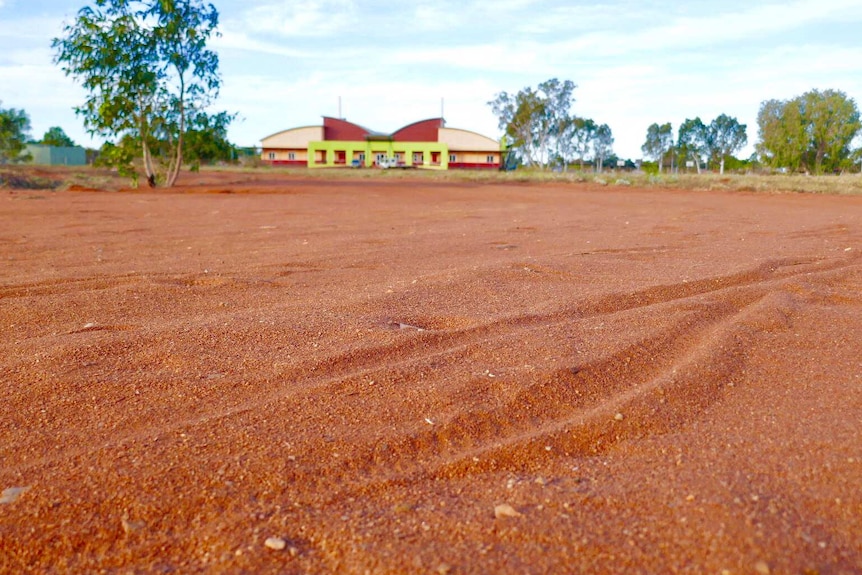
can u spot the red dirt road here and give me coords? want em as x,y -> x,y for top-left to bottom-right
1,175 -> 861,574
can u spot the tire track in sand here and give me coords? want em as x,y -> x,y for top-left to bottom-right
3,255 -> 855,478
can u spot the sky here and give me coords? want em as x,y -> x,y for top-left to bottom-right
1,0 -> 862,160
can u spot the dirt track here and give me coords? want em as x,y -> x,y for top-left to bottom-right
2,174 -> 861,574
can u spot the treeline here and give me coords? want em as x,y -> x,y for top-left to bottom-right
488,79 -> 616,172
0,101 -> 241,173
490,79 -> 862,174
0,103 -> 90,163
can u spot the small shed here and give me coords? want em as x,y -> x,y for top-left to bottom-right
26,144 -> 87,166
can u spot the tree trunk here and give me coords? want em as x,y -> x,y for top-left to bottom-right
141,137 -> 156,188
165,79 -> 186,188
693,152 -> 701,174
720,156 -> 725,175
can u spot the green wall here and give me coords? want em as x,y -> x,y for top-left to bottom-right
26,145 -> 87,166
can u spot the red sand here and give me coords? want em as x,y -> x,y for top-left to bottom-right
1,175 -> 861,574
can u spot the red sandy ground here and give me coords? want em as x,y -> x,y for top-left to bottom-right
1,173 -> 861,574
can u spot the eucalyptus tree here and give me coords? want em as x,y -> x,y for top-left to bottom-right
555,115 -> 578,171
757,98 -> 806,172
709,114 -> 747,175
0,103 -> 31,163
677,117 -> 710,173
592,123 -> 614,173
642,122 -> 674,172
803,89 -> 861,173
757,89 -> 860,174
488,78 -> 576,169
53,0 -> 226,187
572,117 -> 597,170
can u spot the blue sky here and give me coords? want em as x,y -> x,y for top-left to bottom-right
1,0 -> 861,159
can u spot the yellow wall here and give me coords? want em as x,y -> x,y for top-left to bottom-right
262,149 -> 308,162
453,151 -> 500,164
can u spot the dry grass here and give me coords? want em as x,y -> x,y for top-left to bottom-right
4,163 -> 861,195
211,165 -> 862,195
0,165 -> 126,192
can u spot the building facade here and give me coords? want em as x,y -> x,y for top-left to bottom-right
261,117 -> 502,170
25,144 -> 87,166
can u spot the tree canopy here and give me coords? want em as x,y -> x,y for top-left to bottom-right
642,123 -> 674,172
488,78 -> 576,169
40,126 -> 77,147
757,89 -> 861,174
53,0 -> 228,187
709,114 -> 747,175
592,124 -> 614,173
0,103 -> 32,164
677,117 -> 710,173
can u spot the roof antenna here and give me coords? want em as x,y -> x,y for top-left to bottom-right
441,97 -> 445,125
338,96 -> 342,119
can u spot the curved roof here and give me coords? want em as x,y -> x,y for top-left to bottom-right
261,118 -> 499,149
392,118 -> 444,142
260,125 -> 319,142
438,127 -> 500,152
323,116 -> 377,141
261,125 -> 325,148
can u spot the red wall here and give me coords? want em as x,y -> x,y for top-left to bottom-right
391,118 -> 444,142
449,162 -> 500,170
323,117 -> 371,141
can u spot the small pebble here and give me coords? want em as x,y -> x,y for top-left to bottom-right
754,560 -> 771,574
494,503 -> 522,518
265,537 -> 287,551
0,486 -> 31,504
393,502 -> 413,514
614,413 -> 624,421
121,515 -> 145,534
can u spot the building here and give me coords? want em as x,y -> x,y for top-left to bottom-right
260,117 -> 502,170
25,144 -> 87,166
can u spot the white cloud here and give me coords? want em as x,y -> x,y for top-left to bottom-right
3,0 -> 862,158
218,70 -> 501,146
212,27 -> 313,58
239,0 -> 358,38
554,0 -> 862,58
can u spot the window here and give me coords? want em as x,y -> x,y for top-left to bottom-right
394,153 -> 402,161
487,155 -> 495,163
288,152 -> 295,160
268,152 -> 276,160
413,153 -> 423,164
375,153 -> 386,164
359,153 -> 365,162
449,154 -> 457,163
